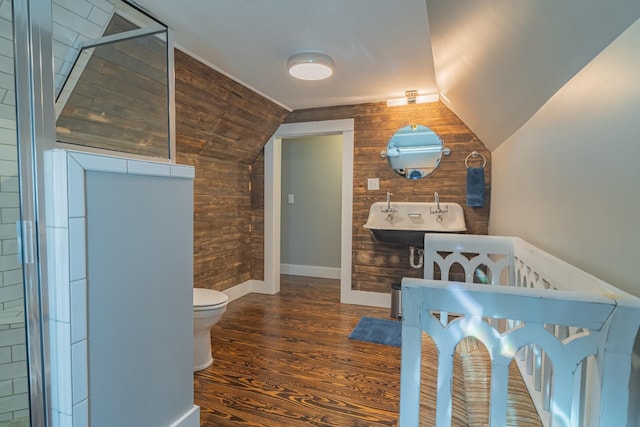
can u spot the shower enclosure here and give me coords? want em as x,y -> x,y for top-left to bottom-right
53,0 -> 173,159
0,0 -> 32,425
6,0 -> 175,424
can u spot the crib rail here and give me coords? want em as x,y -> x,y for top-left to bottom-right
398,234 -> 640,427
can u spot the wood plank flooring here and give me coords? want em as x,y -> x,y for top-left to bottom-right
194,275 -> 401,426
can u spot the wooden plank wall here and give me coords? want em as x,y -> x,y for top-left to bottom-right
282,102 -> 491,293
56,14 -> 169,157
174,50 -> 288,290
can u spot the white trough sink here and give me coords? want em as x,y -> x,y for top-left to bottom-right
363,201 -> 466,246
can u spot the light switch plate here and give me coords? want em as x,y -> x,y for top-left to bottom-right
288,194 -> 295,204
367,178 -> 380,190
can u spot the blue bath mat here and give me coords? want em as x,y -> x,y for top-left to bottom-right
348,317 -> 401,347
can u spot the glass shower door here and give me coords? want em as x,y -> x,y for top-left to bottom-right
0,0 -> 31,425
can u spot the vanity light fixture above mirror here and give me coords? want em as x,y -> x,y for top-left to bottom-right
386,90 -> 439,107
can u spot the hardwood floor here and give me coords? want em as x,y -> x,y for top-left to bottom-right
194,275 -> 401,426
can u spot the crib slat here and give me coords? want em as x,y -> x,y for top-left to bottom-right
571,360 -> 585,426
542,352 -> 552,411
534,344 -> 542,392
551,372 -> 573,427
599,347 -> 635,426
464,263 -> 474,282
543,325 -> 555,412
399,286 -> 423,427
489,362 -> 509,427
399,331 -> 421,426
435,351 -> 455,427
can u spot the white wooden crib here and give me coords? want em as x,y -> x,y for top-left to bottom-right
399,234 -> 640,427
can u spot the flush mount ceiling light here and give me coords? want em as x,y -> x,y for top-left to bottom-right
387,90 -> 440,107
287,52 -> 335,80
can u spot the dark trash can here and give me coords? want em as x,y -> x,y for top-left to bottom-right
391,282 -> 402,319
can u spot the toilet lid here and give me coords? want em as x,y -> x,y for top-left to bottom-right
193,288 -> 229,308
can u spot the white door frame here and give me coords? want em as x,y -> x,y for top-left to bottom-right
262,119 -> 389,307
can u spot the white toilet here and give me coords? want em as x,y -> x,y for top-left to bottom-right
193,288 -> 229,371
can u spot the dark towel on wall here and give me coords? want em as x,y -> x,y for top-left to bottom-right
466,167 -> 485,207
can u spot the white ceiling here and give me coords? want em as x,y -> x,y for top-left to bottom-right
134,0 -> 438,111
133,0 -> 640,150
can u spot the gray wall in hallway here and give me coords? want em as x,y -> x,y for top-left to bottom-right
281,135 -> 342,269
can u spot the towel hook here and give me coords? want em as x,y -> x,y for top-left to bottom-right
465,151 -> 486,168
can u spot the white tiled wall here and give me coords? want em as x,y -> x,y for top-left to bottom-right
46,150 -> 195,427
0,0 -> 30,422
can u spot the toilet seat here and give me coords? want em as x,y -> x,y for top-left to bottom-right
193,288 -> 229,311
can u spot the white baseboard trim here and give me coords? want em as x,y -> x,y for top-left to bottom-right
169,405 -> 200,427
222,280 -> 270,302
281,264 -> 341,279
250,279 -> 281,295
221,280 -> 391,311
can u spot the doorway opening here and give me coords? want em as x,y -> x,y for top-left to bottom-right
280,134 -> 342,280
264,119 -> 389,307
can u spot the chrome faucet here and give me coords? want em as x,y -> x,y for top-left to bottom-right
381,191 -> 396,220
431,191 -> 448,214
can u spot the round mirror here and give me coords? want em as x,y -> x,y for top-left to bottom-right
382,124 -> 449,179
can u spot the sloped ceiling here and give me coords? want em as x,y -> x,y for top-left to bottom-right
133,0 -> 640,151
426,0 -> 640,150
